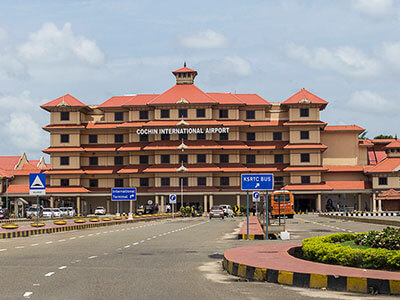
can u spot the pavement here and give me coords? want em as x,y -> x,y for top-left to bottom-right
238,216 -> 264,239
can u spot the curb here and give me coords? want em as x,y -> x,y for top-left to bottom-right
238,234 -> 264,240
319,214 -> 400,227
223,257 -> 400,295
0,213 -> 178,239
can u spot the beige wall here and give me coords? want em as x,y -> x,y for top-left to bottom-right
322,172 -> 369,181
50,111 -> 81,125
50,176 -> 80,186
51,132 -> 81,147
321,132 -> 360,165
289,151 -> 321,165
372,175 -> 400,189
290,172 -> 321,184
289,128 -> 320,143
51,155 -> 80,169
289,107 -> 319,121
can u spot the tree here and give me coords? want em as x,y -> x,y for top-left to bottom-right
374,134 -> 393,139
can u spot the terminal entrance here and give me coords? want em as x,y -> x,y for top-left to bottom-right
294,194 -> 316,213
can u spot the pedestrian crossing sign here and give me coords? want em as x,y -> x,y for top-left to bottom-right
29,173 -> 46,195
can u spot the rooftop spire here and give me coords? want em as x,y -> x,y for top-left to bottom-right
172,63 -> 198,85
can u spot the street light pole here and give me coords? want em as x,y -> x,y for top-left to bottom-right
5,177 -> 8,210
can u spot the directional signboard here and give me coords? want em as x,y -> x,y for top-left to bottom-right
169,194 -> 177,204
111,188 -> 136,201
241,174 -> 273,190
252,191 -> 260,202
29,173 -> 46,195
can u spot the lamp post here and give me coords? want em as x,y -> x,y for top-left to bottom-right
5,177 -> 9,210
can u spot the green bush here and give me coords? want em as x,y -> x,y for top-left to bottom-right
302,233 -> 400,270
185,206 -> 191,217
354,227 -> 400,250
179,206 -> 186,217
197,205 -> 203,216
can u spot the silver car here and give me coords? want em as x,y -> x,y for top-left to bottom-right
42,208 -> 54,219
52,208 -> 62,218
209,206 -> 224,219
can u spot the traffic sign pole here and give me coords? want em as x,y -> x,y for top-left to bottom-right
36,195 -> 39,226
246,190 -> 249,241
265,191 -> 269,240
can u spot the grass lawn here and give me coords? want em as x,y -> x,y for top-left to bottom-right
340,240 -> 370,250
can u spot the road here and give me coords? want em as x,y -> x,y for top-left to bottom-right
0,215 -> 397,300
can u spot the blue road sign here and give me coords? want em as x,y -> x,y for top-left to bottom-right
169,194 -> 177,204
252,191 -> 260,202
241,174 -> 273,190
112,188 -> 136,201
29,173 -> 46,195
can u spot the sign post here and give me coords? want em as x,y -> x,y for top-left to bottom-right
29,173 -> 46,226
252,191 -> 260,215
111,188 -> 136,216
169,194 -> 176,218
241,174 -> 273,241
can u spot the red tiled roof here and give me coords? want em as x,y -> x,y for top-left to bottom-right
376,189 -> 400,200
283,144 -> 328,150
149,84 -> 217,105
324,125 -> 365,132
0,156 -> 20,170
283,166 -> 328,172
143,164 -> 180,173
325,165 -> 364,172
117,122 -> 147,128
43,147 -> 84,153
186,164 -> 220,172
282,88 -> 328,105
46,187 -> 90,193
368,151 -> 387,165
118,142 -> 147,151
143,141 -> 180,151
82,166 -> 121,174
13,163 -> 40,175
385,140 -> 400,148
45,169 -> 85,175
246,141 -> 287,150
41,94 -> 86,108
98,96 -> 134,108
7,184 -> 29,194
207,93 -> 245,105
366,157 -> 400,173
283,181 -> 371,191
220,121 -> 248,126
218,141 -> 249,150
283,121 -> 327,127
86,123 -> 120,129
359,139 -> 374,147
371,139 -> 395,144
123,95 -> 159,106
283,183 -> 332,191
117,165 -> 146,174
217,163 -> 248,172
82,144 -> 119,152
172,66 -> 197,73
246,164 -> 287,172
248,121 -> 283,127
235,94 -> 271,106
43,124 -> 85,131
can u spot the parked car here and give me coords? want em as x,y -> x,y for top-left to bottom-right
94,206 -> 106,215
26,206 -> 43,219
59,207 -> 70,217
220,204 -> 234,217
52,208 -> 62,218
42,208 -> 54,219
209,206 -> 224,219
0,208 -> 9,219
67,207 -> 76,217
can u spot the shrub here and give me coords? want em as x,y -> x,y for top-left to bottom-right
302,233 -> 400,270
197,205 -> 203,216
185,206 -> 191,217
354,227 -> 400,250
179,206 -> 186,217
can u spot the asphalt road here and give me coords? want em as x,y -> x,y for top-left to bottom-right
0,215 -> 397,300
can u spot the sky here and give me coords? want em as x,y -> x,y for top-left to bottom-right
0,0 -> 399,160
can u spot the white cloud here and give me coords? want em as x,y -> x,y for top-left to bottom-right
179,29 -> 227,49
18,22 -> 105,66
352,0 -> 396,20
347,90 -> 398,114
381,42 -> 400,69
286,43 -> 381,77
220,56 -> 252,76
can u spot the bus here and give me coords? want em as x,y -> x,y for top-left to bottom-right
269,190 -> 295,218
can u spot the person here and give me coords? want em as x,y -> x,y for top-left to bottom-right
166,204 -> 171,213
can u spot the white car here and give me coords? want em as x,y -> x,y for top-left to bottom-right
52,208 -> 62,218
220,204 -> 234,217
67,207 -> 76,217
42,208 -> 54,218
94,206 -> 106,215
59,207 -> 69,217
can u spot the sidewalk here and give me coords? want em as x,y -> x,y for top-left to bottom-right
238,216 -> 264,240
223,243 -> 400,295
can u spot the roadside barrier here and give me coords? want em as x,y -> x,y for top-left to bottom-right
322,212 -> 397,217
1,223 -> 19,229
30,222 -> 45,227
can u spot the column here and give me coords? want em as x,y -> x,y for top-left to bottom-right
129,200 -> 133,218
77,196 -> 81,216
50,197 -> 54,209
236,194 -> 241,207
316,194 -> 321,212
106,199 -> 110,214
203,194 -> 208,216
358,194 -> 362,211
209,194 -> 214,210
372,193 -> 376,212
378,198 -> 382,212
14,199 -> 18,217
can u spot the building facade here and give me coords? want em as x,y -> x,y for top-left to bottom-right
3,65 -> 399,215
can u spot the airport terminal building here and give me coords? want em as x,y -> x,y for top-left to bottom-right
3,65 -> 400,214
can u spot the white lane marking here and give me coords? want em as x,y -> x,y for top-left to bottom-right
124,245 -> 130,248
121,228 -> 125,231
75,259 -> 81,263
58,266 -> 67,270
0,248 -> 7,251
104,253 -> 108,255
103,231 -> 108,234
133,242 -> 139,245
88,234 -> 94,237
58,239 -> 66,242
96,233 -> 101,235
88,255 -> 97,259
33,283 -> 40,286
31,243 -> 39,247
45,272 -> 55,277
140,240 -> 145,243
69,237 -> 76,240
16,246 -> 25,249
23,291 -> 33,298
158,234 -> 163,236
45,241 -> 53,244
152,236 -> 157,239
341,229 -> 346,231
79,235 -> 84,238
115,230 -> 120,232
109,230 -> 114,233
146,238 -> 151,240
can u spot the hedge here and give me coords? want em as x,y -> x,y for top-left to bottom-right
302,233 -> 400,270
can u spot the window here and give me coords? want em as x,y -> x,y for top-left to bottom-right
220,154 -> 229,163
114,111 -> 123,121
140,178 -> 149,187
60,179 -> 69,187
197,177 -> 206,186
300,131 -> 309,140
274,154 -> 283,164
178,133 -> 188,141
178,109 -> 187,118
220,133 -> 228,140
114,178 -> 123,187
247,132 -> 256,141
197,133 -> 206,140
379,177 -> 388,185
161,134 -> 170,141
273,132 -> 282,141
60,134 -> 69,143
274,176 -> 284,187
220,177 -> 230,186
161,177 -> 170,186
60,157 -> 69,166
197,154 -> 206,163
161,155 -> 170,164
219,109 -> 228,118
140,155 -> 149,164
179,177 -> 188,186
301,153 -> 310,163
179,154 -> 188,163
114,134 -> 123,143
160,109 -> 169,118
300,108 -> 309,117
246,110 -> 255,119
89,157 -> 98,166
301,176 -> 310,184
60,111 -> 69,121
89,179 -> 98,188
246,155 -> 256,164
114,156 -> 123,165
139,110 -> 149,120
196,108 -> 205,118
89,134 -> 98,143
140,135 -> 148,142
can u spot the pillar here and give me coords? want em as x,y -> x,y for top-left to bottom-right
236,194 -> 241,207
106,199 -> 110,214
50,197 -> 54,209
203,194 -> 208,216
209,194 -> 214,210
378,198 -> 382,212
14,199 -> 18,217
372,193 -> 376,212
316,194 -> 321,212
358,194 -> 362,211
77,196 -> 81,216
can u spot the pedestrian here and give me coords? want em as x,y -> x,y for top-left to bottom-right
166,204 -> 171,213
